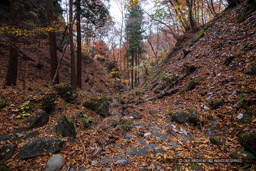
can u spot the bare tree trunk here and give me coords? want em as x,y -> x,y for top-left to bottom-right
135,53 -> 137,86
69,0 -> 76,88
201,1 -> 205,26
210,0 -> 217,15
4,0 -> 19,87
76,0 -> 82,88
186,0 -> 196,31
206,0 -> 215,16
131,51 -> 134,89
46,0 -> 59,85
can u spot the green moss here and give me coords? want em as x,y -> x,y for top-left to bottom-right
237,1 -> 256,23
186,80 -> 196,91
239,110 -> 255,124
119,120 -> 132,126
0,166 -> 12,171
119,120 -> 133,130
161,72 -> 170,82
83,98 -> 101,111
237,130 -> 246,138
195,28 -> 207,41
173,165 -> 182,171
81,117 -> 93,128
140,71 -> 157,90
208,97 -> 223,109
54,84 -> 75,102
190,164 -> 204,171
41,93 -> 56,113
210,137 -> 223,146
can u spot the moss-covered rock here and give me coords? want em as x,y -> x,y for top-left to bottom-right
246,65 -> 256,76
54,84 -> 75,102
55,115 -> 76,138
188,109 -> 199,124
41,93 -> 56,114
186,80 -> 197,91
119,120 -> 133,130
83,97 -> 110,117
0,102 -> 6,109
210,137 -> 223,146
0,166 -> 12,171
239,131 -> 256,156
239,110 -> 255,124
208,97 -> 223,109
237,0 -> 256,23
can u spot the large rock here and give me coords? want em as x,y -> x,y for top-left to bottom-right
55,115 -> 76,138
239,131 -> 256,156
18,138 -> 63,159
0,144 -> 16,160
28,109 -> 49,129
41,93 -> 56,113
188,109 -> 199,124
172,112 -> 188,124
45,154 -> 65,171
83,98 -> 111,117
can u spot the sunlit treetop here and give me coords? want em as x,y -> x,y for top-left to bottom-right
127,0 -> 139,9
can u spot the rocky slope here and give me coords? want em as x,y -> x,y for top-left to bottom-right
0,1 -> 256,170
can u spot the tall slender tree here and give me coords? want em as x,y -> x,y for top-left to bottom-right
46,0 -> 59,84
69,0 -> 76,88
4,0 -> 19,87
76,0 -> 82,88
125,4 -> 144,89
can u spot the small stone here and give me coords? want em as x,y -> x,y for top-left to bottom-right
15,133 -> 24,138
144,132 -> 151,137
0,134 -> 11,141
149,144 -> 156,148
103,168 -> 111,171
149,164 -> 155,169
149,110 -> 157,115
100,157 -> 112,165
171,142 -> 178,148
116,160 -> 128,165
124,133 -> 132,140
91,160 -> 98,165
152,148 -> 165,155
139,139 -> 148,146
152,133 -> 169,141
79,167 -> 88,171
45,154 -> 65,171
133,113 -> 142,119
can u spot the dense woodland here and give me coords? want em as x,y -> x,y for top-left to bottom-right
0,0 -> 256,170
